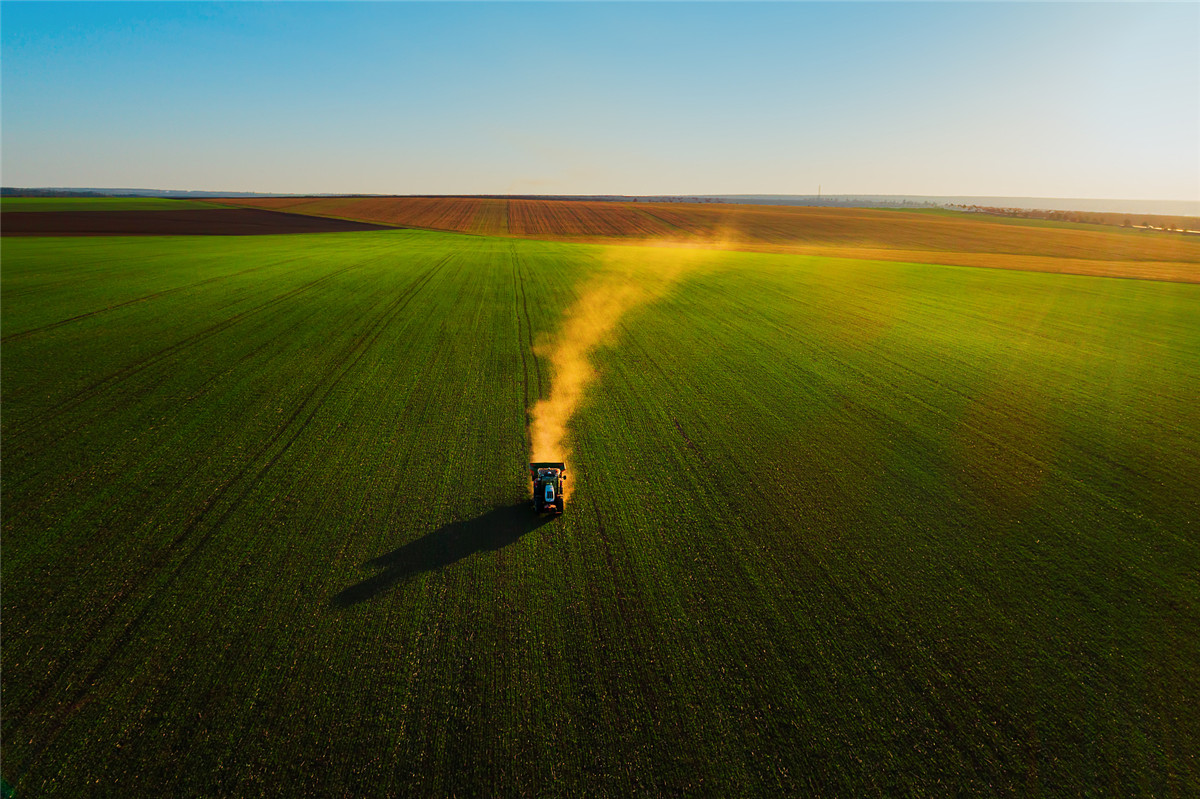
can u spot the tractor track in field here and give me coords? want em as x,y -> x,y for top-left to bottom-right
0,302 -> 326,498
512,247 -> 544,404
511,244 -> 545,464
16,254 -> 453,763
510,249 -> 532,419
1,251 -> 175,299
772,521 -> 1002,785
718,289 -> 1144,523
1,255 -> 312,344
582,488 -> 672,766
605,313 -> 1004,784
847,579 -> 1000,784
796,304 -> 1144,520
16,252 -> 450,754
618,330 -> 711,465
6,259 -> 371,441
671,419 -> 706,463
584,491 -> 656,681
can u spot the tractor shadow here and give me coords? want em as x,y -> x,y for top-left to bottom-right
331,502 -> 555,607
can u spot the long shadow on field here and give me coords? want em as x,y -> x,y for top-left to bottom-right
332,502 -> 555,607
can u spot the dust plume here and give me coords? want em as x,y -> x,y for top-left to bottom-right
528,242 -> 728,468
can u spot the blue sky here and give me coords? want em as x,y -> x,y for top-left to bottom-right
2,2 -> 1197,199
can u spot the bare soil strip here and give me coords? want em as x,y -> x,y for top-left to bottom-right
1,208 -> 398,236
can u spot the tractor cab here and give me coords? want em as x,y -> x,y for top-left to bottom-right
529,462 -> 566,515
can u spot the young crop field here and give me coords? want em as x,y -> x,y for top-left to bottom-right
2,227 -> 1198,796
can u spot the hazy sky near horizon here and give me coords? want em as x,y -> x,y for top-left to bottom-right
2,2 -> 1197,200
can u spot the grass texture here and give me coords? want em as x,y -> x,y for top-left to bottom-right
2,229 -> 1197,796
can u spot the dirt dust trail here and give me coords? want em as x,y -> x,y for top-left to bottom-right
528,238 -> 733,471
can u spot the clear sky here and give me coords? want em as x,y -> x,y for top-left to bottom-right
2,2 -> 1197,200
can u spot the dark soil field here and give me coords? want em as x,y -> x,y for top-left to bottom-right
1,208 -> 397,236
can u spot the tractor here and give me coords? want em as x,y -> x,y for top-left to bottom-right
529,462 -> 566,514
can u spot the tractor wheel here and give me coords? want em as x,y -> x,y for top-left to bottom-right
555,498 -> 564,514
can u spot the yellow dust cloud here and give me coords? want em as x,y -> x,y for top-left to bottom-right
528,242 -> 728,469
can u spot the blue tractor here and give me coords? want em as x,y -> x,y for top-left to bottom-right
529,462 -> 566,514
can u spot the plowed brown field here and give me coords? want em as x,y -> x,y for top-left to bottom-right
212,197 -> 1200,282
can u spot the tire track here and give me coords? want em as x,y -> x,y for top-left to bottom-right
17,252 -> 448,757
2,250 -> 171,299
587,493 -> 635,632
611,329 -> 710,466
584,490 -> 664,755
2,255 -> 310,344
514,250 -> 543,401
12,292 -> 376,688
16,254 -> 452,767
7,258 -> 372,440
1,269 -> 353,518
794,548 -> 1001,786
510,246 -> 532,418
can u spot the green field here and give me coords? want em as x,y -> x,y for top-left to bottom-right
3,229 -> 1198,796
1,197 -> 224,212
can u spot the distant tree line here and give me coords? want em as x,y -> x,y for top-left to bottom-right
2,187 -> 116,198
